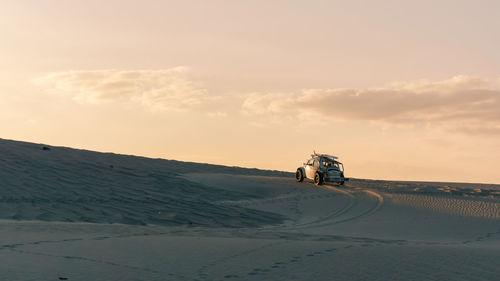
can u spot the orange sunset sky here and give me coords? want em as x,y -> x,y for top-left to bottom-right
1,0 -> 499,183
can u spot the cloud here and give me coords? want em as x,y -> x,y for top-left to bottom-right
242,76 -> 500,135
34,71 -> 500,135
34,67 -> 217,112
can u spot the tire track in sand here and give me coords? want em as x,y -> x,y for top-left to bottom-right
283,185 -> 356,229
287,185 -> 384,230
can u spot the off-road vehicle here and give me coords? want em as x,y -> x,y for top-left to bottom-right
296,152 -> 347,185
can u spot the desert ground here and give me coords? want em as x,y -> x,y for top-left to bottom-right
1,138 -> 499,281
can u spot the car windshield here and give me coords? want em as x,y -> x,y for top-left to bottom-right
321,159 -> 339,169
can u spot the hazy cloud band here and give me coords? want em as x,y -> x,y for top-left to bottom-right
35,67 -> 212,112
35,71 -> 500,135
242,76 -> 500,135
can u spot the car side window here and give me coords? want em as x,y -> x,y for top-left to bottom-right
307,159 -> 313,165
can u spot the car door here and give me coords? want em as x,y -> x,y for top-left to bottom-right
313,159 -> 320,176
305,159 -> 315,179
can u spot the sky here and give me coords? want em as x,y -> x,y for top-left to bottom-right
1,0 -> 500,183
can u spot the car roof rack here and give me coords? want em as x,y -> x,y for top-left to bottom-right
312,151 -> 339,160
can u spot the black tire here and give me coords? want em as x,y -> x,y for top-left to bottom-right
314,172 -> 323,186
295,169 -> 304,182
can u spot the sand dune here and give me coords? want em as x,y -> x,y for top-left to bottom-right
0,139 -> 284,227
1,138 -> 499,280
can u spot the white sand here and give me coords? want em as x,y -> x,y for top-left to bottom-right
1,139 -> 499,280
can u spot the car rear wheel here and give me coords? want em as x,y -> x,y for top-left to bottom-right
314,172 -> 323,186
295,169 -> 304,182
